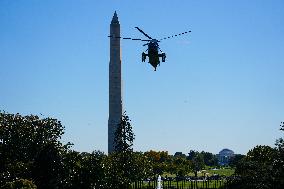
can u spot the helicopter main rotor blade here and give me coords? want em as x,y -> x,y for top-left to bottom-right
135,27 -> 152,40
108,35 -> 151,42
159,30 -> 191,41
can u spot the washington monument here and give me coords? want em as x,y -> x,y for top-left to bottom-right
108,11 -> 123,153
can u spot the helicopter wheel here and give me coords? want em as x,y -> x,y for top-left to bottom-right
142,52 -> 146,62
162,53 -> 166,62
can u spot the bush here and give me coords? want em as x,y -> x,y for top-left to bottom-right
2,179 -> 37,189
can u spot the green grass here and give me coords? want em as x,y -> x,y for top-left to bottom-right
205,167 -> 235,177
162,167 -> 235,177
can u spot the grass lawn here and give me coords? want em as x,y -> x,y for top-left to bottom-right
162,166 -> 235,177
205,167 -> 235,177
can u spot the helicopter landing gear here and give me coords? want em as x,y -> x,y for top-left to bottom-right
161,53 -> 166,62
142,52 -> 147,62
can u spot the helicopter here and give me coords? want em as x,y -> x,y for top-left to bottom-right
109,27 -> 191,71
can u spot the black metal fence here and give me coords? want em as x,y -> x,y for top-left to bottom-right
131,177 -> 230,189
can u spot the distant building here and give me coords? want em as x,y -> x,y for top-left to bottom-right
217,148 -> 235,165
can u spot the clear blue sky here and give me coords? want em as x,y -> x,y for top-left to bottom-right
1,0 -> 283,155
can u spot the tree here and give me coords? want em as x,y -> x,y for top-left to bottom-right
172,156 -> 191,177
32,141 -> 66,188
0,111 -> 70,188
226,122 -> 284,189
105,112 -> 140,188
144,150 -> 171,176
83,151 -> 107,189
228,154 -> 245,168
61,150 -> 106,189
114,111 -> 135,153
274,122 -> 284,187
231,122 -> 284,189
187,150 -> 197,161
200,151 -> 218,166
188,150 -> 205,177
2,179 -> 37,189
234,145 -> 277,189
129,152 -> 152,180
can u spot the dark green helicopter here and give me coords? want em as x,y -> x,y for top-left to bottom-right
109,27 -> 191,71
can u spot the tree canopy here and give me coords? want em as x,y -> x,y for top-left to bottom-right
231,122 -> 284,189
114,111 -> 135,153
1,111 -> 283,188
0,111 -> 68,188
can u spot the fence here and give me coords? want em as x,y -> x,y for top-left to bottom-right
132,178 -> 229,189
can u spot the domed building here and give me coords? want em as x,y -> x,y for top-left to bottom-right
217,148 -> 235,165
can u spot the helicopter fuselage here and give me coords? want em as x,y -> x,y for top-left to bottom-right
142,41 -> 166,71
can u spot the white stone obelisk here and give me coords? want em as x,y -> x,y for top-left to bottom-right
108,11 -> 123,154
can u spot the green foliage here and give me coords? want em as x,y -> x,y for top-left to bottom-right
61,150 -> 106,189
131,152 -> 153,180
274,121 -> 284,187
228,154 -> 245,168
83,151 -> 107,189
2,179 -> 37,189
144,150 -> 219,177
0,111 -> 69,188
2,110 -> 282,189
144,150 -> 171,176
200,151 -> 218,166
105,112 -> 152,188
188,150 -> 217,167
104,151 -> 152,188
187,150 -> 197,160
32,142 -> 66,188
114,111 -> 135,153
188,150 -> 205,177
234,145 -> 277,188
0,111 -> 111,188
231,122 -> 284,189
172,156 -> 191,177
